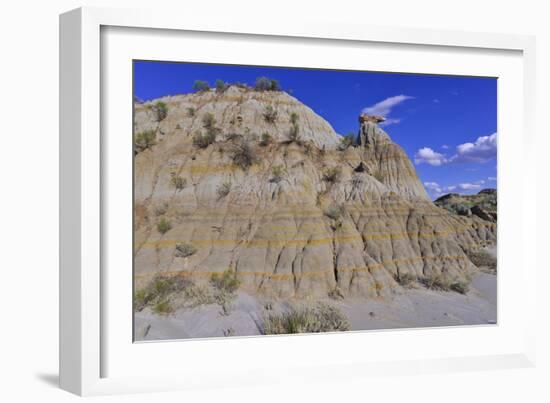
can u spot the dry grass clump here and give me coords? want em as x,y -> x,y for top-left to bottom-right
210,269 -> 241,316
193,130 -> 217,148
394,272 -> 417,288
216,181 -> 232,199
175,243 -> 197,258
153,101 -> 168,122
450,281 -> 469,294
262,302 -> 350,335
153,202 -> 168,216
263,105 -> 278,123
230,140 -> 257,170
259,132 -> 273,146
134,270 -> 243,315
287,112 -> 301,143
193,112 -> 221,148
322,167 -> 342,184
134,275 -> 189,313
270,165 -> 285,183
152,299 -> 173,315
170,175 -> 186,191
210,269 -> 240,294
328,286 -> 345,300
338,133 -> 355,151
134,130 -> 156,153
467,249 -> 497,273
420,273 -> 469,294
186,107 -> 196,117
181,283 -> 217,308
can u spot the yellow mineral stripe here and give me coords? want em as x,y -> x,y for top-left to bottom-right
137,228 -> 487,249
134,255 -> 467,281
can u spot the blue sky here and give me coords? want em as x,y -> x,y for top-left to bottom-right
134,61 -> 497,199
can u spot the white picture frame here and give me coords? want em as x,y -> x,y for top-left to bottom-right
60,6 -> 537,396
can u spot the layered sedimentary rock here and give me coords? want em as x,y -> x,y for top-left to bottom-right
134,86 -> 496,298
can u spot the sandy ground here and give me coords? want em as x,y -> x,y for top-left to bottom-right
135,270 -> 497,341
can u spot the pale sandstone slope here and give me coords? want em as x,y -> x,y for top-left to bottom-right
133,86 -> 496,299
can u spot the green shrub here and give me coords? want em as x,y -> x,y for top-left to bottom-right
202,112 -> 216,129
193,130 -> 217,149
134,288 -> 149,311
450,281 -> 469,294
217,181 -> 232,199
324,204 -> 345,220
263,105 -> 278,123
394,272 -> 416,288
338,133 -> 355,151
215,79 -> 228,93
210,269 -> 240,294
170,175 -> 186,191
153,101 -> 168,122
152,299 -> 173,315
285,112 -> 300,143
156,217 -> 172,234
288,124 -> 300,142
421,273 -> 453,291
255,76 -> 280,92
455,204 -> 471,216
135,130 -> 156,153
186,107 -> 196,117
193,80 -> 210,92
175,243 -> 197,258
322,167 -> 342,184
269,79 -> 280,91
259,132 -> 273,146
262,302 -> 350,334
230,140 -> 257,170
270,165 -> 285,183
134,275 -> 182,312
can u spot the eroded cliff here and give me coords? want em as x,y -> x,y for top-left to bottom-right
133,85 -> 496,299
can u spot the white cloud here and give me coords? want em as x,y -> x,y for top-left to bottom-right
415,133 -> 497,167
423,181 -> 486,199
379,118 -> 402,127
488,176 -> 497,181
362,94 -> 414,117
450,133 -> 497,163
441,144 -> 450,149
424,182 -> 441,191
433,99 -> 440,103
414,147 -> 448,166
457,182 -> 482,190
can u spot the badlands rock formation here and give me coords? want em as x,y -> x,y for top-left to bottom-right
134,85 -> 496,299
435,189 -> 497,223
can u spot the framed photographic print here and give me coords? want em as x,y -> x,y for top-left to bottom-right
60,7 -> 537,396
